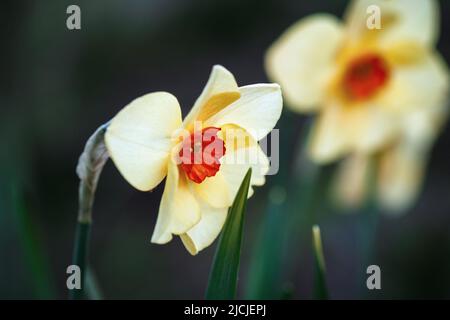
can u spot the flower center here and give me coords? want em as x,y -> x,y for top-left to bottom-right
343,53 -> 389,100
178,127 -> 226,184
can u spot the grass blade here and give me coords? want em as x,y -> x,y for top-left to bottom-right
312,225 -> 328,299
206,168 -> 252,300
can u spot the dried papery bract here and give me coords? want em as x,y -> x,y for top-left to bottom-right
70,121 -> 110,299
76,122 -> 110,222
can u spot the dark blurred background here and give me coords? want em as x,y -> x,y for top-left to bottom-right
1,0 -> 450,299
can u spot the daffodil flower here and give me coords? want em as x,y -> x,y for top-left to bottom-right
266,0 -> 449,211
104,65 -> 282,254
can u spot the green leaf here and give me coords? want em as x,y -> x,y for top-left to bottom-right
312,225 -> 329,300
206,168 -> 252,300
11,181 -> 56,299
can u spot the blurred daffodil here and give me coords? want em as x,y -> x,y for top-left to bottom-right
266,0 -> 449,211
105,65 -> 282,254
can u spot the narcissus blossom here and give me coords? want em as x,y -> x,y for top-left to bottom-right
266,0 -> 449,211
105,65 -> 282,254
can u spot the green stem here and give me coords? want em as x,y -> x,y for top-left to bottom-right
69,221 -> 91,299
69,122 -> 109,300
357,157 -> 380,297
85,267 -> 103,300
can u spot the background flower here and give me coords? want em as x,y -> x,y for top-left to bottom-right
265,0 -> 449,212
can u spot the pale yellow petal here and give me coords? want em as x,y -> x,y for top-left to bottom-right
309,98 -> 399,164
180,202 -> 228,255
308,101 -> 349,163
193,171 -> 231,209
183,65 -> 240,130
333,153 -> 371,209
402,104 -> 449,149
205,84 -> 282,141
151,160 -> 201,244
265,14 -> 344,111
346,103 -> 397,152
220,142 -> 269,200
345,0 -> 439,48
105,92 -> 182,191
377,144 -> 427,213
378,98 -> 448,213
378,51 -> 449,115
